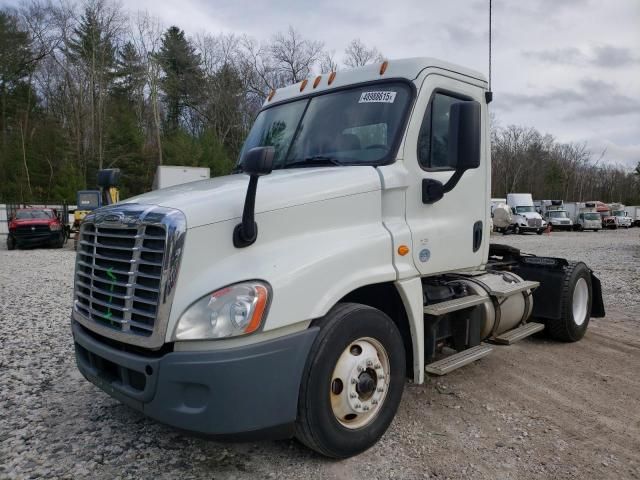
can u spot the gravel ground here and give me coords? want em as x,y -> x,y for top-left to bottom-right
1,229 -> 639,480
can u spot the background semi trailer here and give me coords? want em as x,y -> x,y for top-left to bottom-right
70,58 -> 605,459
152,166 -> 210,190
624,206 -> 640,227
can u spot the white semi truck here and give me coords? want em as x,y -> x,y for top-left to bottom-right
624,206 -> 640,227
536,200 -> 573,231
606,203 -> 632,229
71,58 -> 605,458
565,202 -> 602,231
506,193 -> 546,234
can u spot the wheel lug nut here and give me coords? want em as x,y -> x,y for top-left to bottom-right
351,378 -> 358,384
374,363 -> 381,369
357,366 -> 364,372
377,387 -> 384,393
363,405 -> 370,411
350,393 -> 357,399
372,399 -> 378,405
355,403 -> 362,409
366,360 -> 373,367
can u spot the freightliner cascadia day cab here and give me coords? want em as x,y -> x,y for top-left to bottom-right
71,58 -> 605,458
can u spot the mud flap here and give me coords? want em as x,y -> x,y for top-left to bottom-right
590,273 -> 605,318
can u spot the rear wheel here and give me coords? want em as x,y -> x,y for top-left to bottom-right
295,303 -> 405,458
545,262 -> 592,342
7,234 -> 16,250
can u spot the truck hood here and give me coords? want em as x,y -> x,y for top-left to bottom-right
517,211 -> 542,220
123,166 -> 382,228
12,218 -> 54,226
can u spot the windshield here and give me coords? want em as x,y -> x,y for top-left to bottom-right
15,209 -> 53,219
548,211 -> 568,218
584,213 -> 600,220
515,206 -> 536,214
612,210 -> 625,216
239,82 -> 413,169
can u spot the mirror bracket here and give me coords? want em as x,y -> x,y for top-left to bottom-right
233,147 -> 274,248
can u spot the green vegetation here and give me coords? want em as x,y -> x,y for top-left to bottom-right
0,1 -> 637,204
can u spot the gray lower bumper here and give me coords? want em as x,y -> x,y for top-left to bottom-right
72,321 -> 318,439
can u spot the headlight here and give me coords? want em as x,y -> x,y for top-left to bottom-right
50,223 -> 62,231
173,281 -> 270,340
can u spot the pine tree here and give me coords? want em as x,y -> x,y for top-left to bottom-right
156,26 -> 203,133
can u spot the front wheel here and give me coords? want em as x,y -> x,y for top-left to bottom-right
536,228 -> 544,235
7,234 -> 16,250
545,262 -> 592,342
295,303 -> 406,458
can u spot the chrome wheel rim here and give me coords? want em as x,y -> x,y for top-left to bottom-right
330,337 -> 390,429
572,277 -> 588,326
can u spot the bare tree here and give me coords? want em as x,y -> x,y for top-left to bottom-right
319,49 -> 338,73
344,38 -> 383,68
270,26 -> 323,83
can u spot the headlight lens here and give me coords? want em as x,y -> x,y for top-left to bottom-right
174,282 -> 269,340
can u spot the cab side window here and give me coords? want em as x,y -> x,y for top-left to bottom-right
418,92 -> 465,170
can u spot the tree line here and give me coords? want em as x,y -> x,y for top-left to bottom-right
1,0 -> 638,205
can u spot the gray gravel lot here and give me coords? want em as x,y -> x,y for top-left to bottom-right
1,229 -> 639,480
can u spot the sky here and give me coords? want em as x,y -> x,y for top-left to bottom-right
7,0 -> 639,168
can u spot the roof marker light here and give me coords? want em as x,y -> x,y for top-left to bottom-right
328,71 -> 336,85
300,79 -> 308,92
379,60 -> 388,75
313,75 -> 322,88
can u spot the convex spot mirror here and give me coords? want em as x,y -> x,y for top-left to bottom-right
241,146 -> 275,176
448,100 -> 481,170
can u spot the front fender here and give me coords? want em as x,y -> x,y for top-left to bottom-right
167,190 -> 396,340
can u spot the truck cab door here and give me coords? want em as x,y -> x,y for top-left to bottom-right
402,73 -> 489,275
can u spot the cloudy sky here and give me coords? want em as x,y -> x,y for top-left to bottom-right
11,0 -> 640,167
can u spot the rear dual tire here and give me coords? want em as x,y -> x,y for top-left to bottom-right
545,262 -> 592,342
295,303 -> 405,458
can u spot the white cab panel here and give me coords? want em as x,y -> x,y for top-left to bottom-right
402,72 -> 489,275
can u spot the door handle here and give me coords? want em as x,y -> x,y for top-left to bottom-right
473,221 -> 482,252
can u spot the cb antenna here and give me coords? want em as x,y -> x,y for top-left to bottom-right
485,0 -> 493,104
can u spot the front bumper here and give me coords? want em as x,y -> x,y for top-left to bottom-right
12,230 -> 60,246
72,321 -> 318,439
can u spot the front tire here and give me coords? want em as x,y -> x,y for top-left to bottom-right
7,234 -> 16,250
295,303 -> 406,458
545,262 -> 592,342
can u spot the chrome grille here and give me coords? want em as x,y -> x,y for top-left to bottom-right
72,204 -> 186,349
75,223 -> 166,336
527,218 -> 542,227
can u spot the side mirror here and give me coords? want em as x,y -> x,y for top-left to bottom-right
234,146 -> 275,248
242,146 -> 274,176
426,100 -> 481,204
448,101 -> 481,170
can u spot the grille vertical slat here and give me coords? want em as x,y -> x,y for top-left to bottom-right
74,221 -> 166,338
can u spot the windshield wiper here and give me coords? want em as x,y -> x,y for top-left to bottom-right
283,156 -> 344,168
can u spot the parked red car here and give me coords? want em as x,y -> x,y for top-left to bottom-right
7,208 -> 66,250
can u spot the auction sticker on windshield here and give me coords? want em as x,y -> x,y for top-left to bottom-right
359,91 -> 397,103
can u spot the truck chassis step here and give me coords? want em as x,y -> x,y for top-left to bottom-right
491,322 -> 545,345
487,280 -> 539,297
425,344 -> 493,376
424,294 -> 488,316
